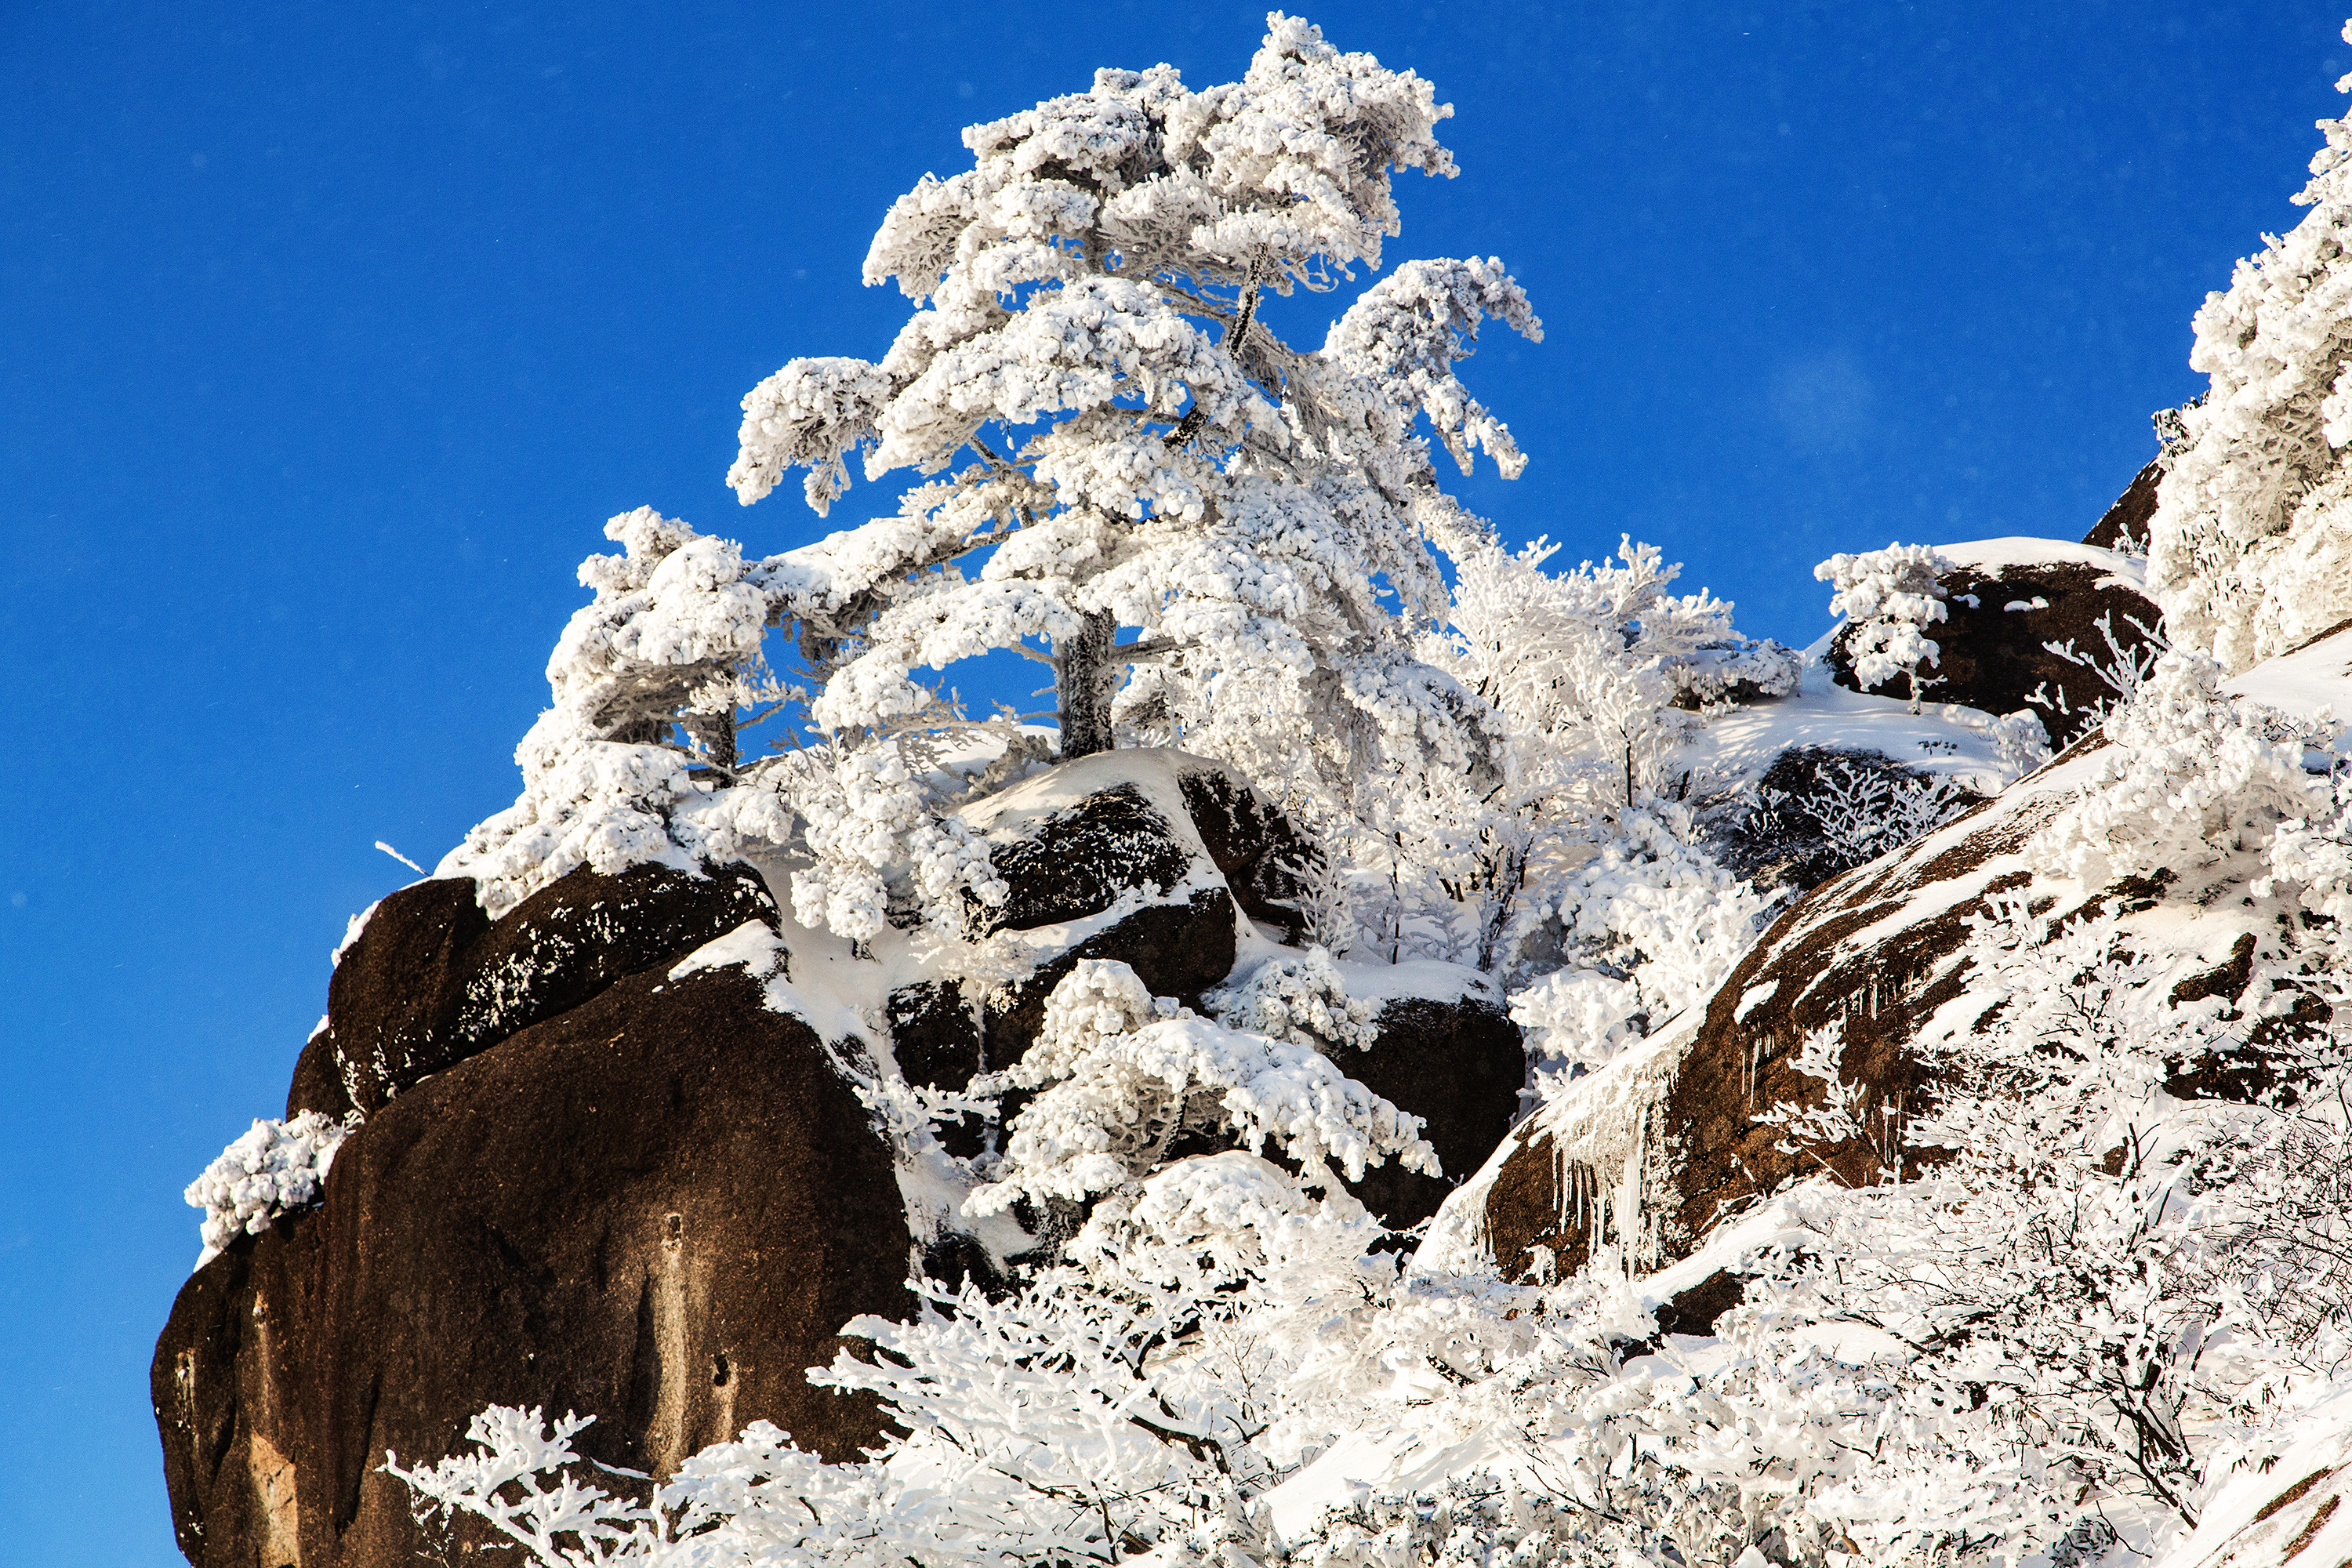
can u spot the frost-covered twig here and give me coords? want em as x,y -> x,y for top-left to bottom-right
185,1111 -> 357,1265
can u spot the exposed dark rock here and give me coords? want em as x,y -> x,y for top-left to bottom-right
1702,746 -> 1985,895
158,958 -> 909,1568
977,783 -> 1196,935
287,878 -> 489,1122
292,863 -> 778,1118
1653,1268 -> 1748,1339
2081,459 -> 2161,550
1178,768 -> 1315,939
1343,993 -> 1526,1234
154,1209 -> 325,1568
887,980 -> 983,1095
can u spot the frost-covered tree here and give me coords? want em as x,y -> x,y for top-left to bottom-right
1815,543 -> 1953,713
1275,536 -> 1792,978
439,507 -> 795,919
730,14 -> 1538,763
2149,24 -> 2352,670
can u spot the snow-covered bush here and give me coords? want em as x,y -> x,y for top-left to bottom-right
1987,706 -> 2055,779
967,960 -> 1436,1216
1287,1475 -> 1680,1568
1816,543 -> 1954,713
2033,650 -> 2320,888
1299,538 -> 1792,982
1208,947 -> 1376,1054
2260,770 -> 2352,921
2149,24 -> 2352,670
1511,805 -> 1781,1072
185,1111 -> 355,1264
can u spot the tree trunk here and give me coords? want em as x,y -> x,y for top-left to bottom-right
1057,610 -> 1118,760
686,706 -> 738,775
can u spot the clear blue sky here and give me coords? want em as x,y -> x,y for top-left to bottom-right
2,2 -> 2343,1561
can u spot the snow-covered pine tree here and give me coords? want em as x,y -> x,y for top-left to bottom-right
1815,543 -> 1953,713
731,14 -> 1538,764
2148,23 -> 2352,670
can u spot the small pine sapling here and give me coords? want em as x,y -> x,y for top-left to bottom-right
1815,543 -> 1955,713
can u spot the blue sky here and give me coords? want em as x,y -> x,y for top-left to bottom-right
2,2 -> 2345,1561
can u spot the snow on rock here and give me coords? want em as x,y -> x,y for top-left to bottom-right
2154,1388 -> 2352,1568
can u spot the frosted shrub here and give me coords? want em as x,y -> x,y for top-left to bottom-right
1546,808 -> 1780,1022
2149,23 -> 2352,669
387,1406 -> 929,1568
1208,947 -> 1376,1054
967,960 -> 1436,1215
1815,543 -> 1954,713
2261,771 -> 2352,921
1508,967 -> 1646,1073
2027,608 -> 2168,746
186,1111 -> 355,1264
1987,707 -> 2054,780
2032,650 -> 2318,888
1288,1476 -> 1643,1568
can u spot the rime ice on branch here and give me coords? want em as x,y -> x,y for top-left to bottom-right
729,14 -> 1538,763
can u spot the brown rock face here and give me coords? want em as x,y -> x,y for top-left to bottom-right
290,862 -> 777,1119
1483,767 -> 2076,1285
160,878 -> 911,1568
160,757 -> 1530,1567
1479,734 -> 2285,1286
2081,459 -> 2161,551
1344,993 -> 1526,1232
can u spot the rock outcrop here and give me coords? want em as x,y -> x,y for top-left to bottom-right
159,748 -> 1531,1568
158,873 -> 912,1568
887,753 -> 1526,1229
1824,536 -> 2161,738
289,862 -> 776,1120
1701,744 -> 1986,895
